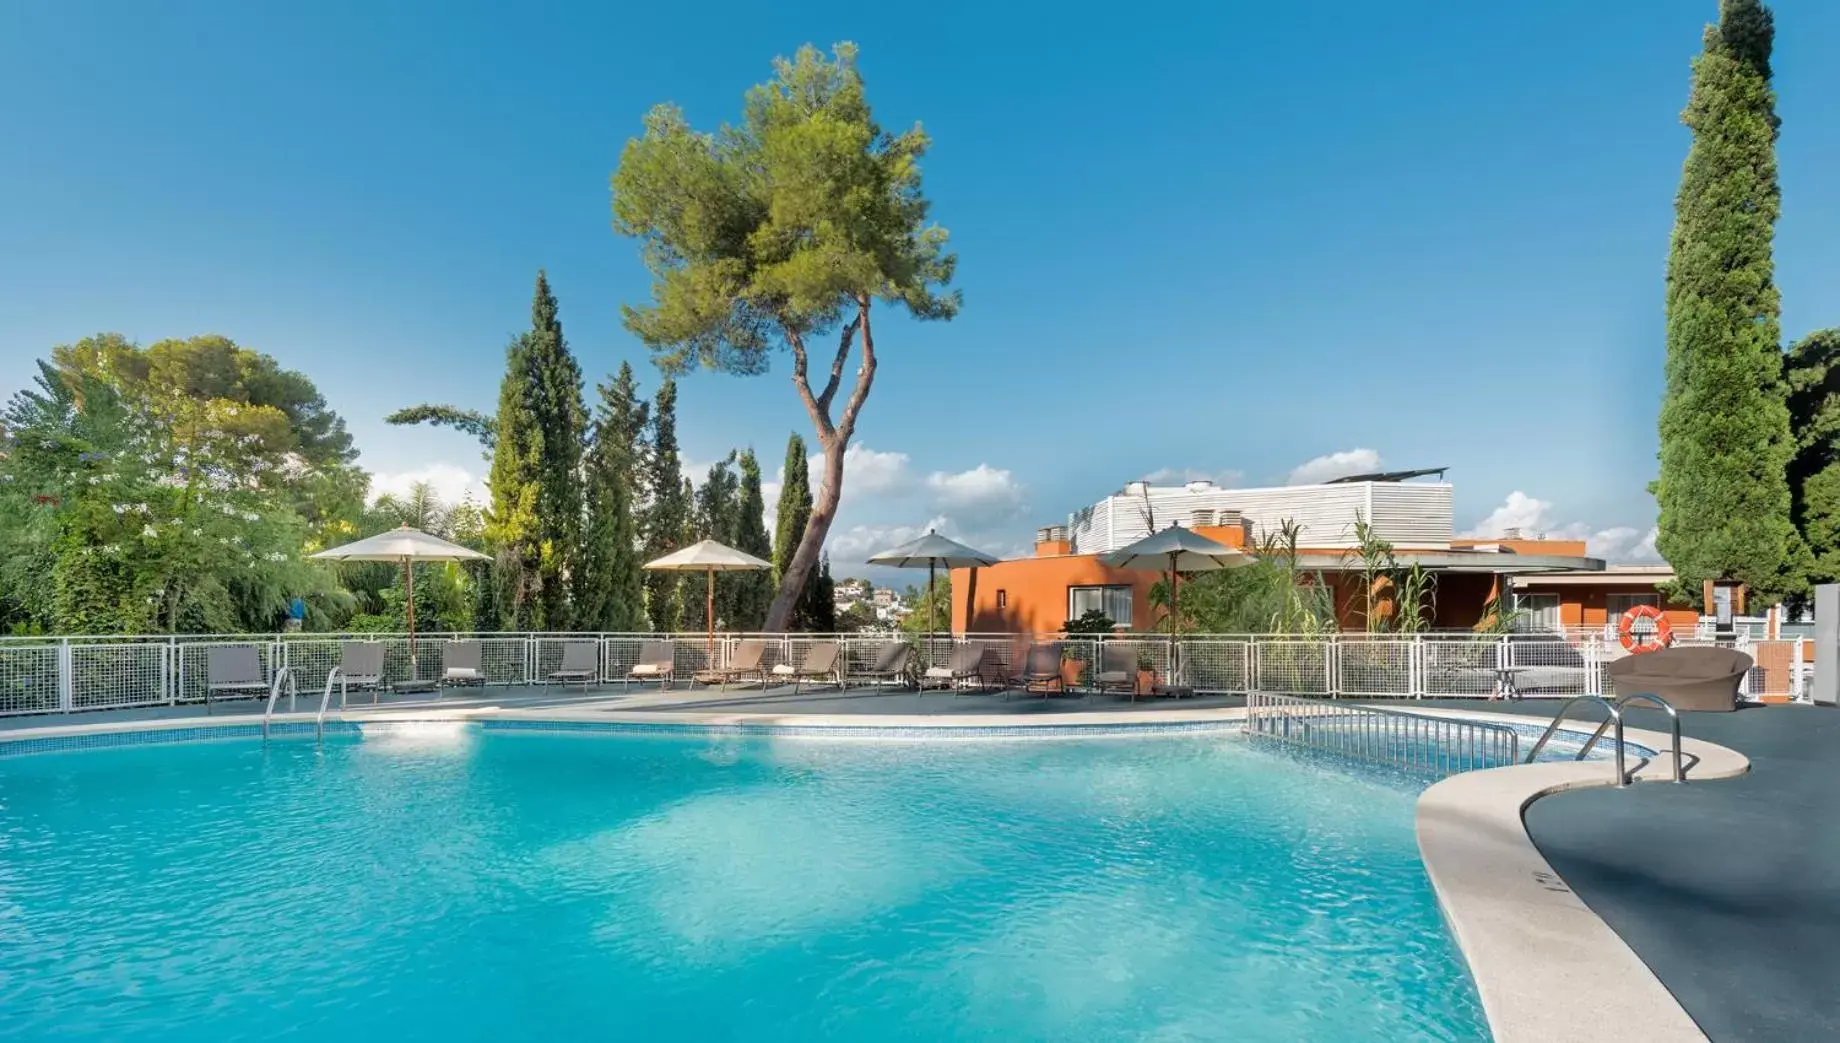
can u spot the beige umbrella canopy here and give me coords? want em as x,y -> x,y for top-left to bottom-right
1102,526 -> 1254,681
643,539 -> 774,656
310,525 -> 489,673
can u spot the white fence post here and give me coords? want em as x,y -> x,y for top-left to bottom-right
57,638 -> 74,713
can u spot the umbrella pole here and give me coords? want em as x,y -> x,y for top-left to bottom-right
929,559 -> 938,661
405,558 -> 417,679
706,567 -> 716,662
1168,553 -> 1178,686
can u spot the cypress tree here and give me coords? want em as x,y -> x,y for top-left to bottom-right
1654,0 -> 1801,603
731,449 -> 774,630
804,553 -> 837,632
773,433 -> 816,630
578,363 -> 650,631
486,337 -> 542,630
1786,330 -> 1840,588
689,454 -> 740,631
641,378 -> 688,631
524,271 -> 586,630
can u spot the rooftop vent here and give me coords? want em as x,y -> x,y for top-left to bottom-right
1190,508 -> 1216,528
1122,480 -> 1148,497
1185,479 -> 1215,493
1503,527 -> 1521,539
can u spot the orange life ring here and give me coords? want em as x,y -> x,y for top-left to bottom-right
1617,604 -> 1673,653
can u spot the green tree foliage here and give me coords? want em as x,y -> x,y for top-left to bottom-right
342,483 -> 478,633
1160,523 -> 1337,635
577,363 -> 650,631
899,575 -> 949,636
1785,329 -> 1840,586
836,600 -> 881,633
805,554 -> 837,632
730,449 -> 774,629
1653,0 -> 1803,603
486,320 -> 544,629
641,378 -> 689,631
0,336 -> 362,633
611,42 -> 959,631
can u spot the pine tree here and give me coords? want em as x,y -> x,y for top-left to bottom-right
731,449 -> 774,630
525,271 -> 586,630
578,363 -> 650,631
1654,0 -> 1802,603
773,433 -> 818,630
802,553 -> 837,632
641,378 -> 688,631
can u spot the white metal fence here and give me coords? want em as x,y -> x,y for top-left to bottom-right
0,629 -> 1811,717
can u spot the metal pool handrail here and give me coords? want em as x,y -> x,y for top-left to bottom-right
313,667 -> 345,743
260,667 -> 297,742
1245,691 -> 1521,777
1614,692 -> 1684,784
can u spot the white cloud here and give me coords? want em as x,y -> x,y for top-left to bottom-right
824,516 -> 951,564
368,463 -> 485,506
925,464 -> 1027,525
835,444 -> 911,496
1287,448 -> 1382,486
1463,491 -> 1661,563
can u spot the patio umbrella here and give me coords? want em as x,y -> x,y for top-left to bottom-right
1103,526 -> 1254,682
643,539 -> 773,658
310,525 -> 489,675
866,530 -> 1000,641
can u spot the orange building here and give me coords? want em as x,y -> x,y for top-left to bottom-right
950,473 -> 1658,635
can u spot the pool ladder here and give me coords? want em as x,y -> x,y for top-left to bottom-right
1525,694 -> 1683,786
260,667 -> 341,744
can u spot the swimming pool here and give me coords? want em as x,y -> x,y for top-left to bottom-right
0,725 -> 1490,1040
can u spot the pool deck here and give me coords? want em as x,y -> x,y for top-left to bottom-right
2,685 -> 1830,1041
1417,699 -> 1838,1043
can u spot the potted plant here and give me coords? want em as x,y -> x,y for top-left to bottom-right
1135,647 -> 1158,696
1060,610 -> 1115,689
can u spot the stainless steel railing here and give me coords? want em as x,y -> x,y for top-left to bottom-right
1245,691 -> 1520,777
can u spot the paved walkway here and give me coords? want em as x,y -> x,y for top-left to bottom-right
1424,699 -> 1838,1042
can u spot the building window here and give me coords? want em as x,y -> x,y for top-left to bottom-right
995,590 -> 1008,608
1606,593 -> 1661,618
1514,593 -> 1560,632
1068,585 -> 1133,627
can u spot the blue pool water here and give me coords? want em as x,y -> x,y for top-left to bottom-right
0,726 -> 1490,1041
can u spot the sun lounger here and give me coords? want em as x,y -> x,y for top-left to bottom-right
205,644 -> 269,712
1019,642 -> 1065,695
626,640 -> 676,689
695,639 -> 766,689
548,639 -> 601,690
1093,642 -> 1140,698
334,641 -> 388,705
922,642 -> 988,693
442,640 -> 485,686
851,641 -> 911,687
772,641 -> 843,694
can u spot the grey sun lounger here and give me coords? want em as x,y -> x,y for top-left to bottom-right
1093,641 -> 1140,697
335,641 -> 388,705
851,641 -> 911,687
1018,642 -> 1065,696
772,641 -> 843,694
442,640 -> 485,686
922,642 -> 988,693
205,644 -> 269,712
548,639 -> 601,690
626,640 -> 676,689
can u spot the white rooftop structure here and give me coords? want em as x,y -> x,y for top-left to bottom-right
1067,477 -> 1455,555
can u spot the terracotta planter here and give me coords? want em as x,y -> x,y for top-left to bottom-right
1135,669 -> 1158,695
1060,659 -> 1084,688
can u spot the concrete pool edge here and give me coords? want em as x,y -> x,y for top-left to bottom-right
1412,709 -> 1750,1043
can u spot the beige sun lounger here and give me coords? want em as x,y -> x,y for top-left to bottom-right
1094,641 -> 1140,698
772,641 -> 843,694
626,640 -> 676,689
922,642 -> 988,693
851,641 -> 911,687
334,641 -> 388,705
1018,642 -> 1065,695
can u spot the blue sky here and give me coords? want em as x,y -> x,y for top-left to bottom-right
4,1 -> 1838,571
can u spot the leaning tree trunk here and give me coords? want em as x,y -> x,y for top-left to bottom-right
763,300 -> 876,632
